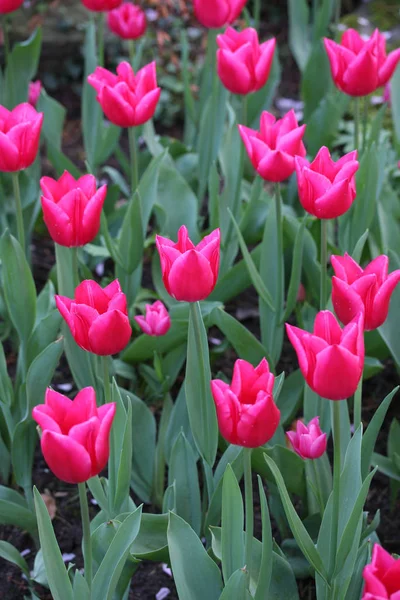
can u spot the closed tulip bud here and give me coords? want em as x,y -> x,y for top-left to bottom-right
134,301 -> 171,336
40,171 -> 107,247
156,226 -> 220,302
211,358 -> 280,448
286,417 -> 327,460
28,81 -> 42,108
56,280 -> 132,356
216,27 -> 276,95
33,387 -> 116,484
88,61 -> 160,128
295,146 -> 359,219
107,3 -> 146,40
0,103 -> 43,172
286,311 -> 365,401
362,544 -> 400,599
324,29 -> 400,97
194,0 -> 248,29
0,0 -> 23,13
239,110 -> 306,182
331,254 -> 400,331
81,0 -> 122,11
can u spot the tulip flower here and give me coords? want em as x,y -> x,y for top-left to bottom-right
286,311 -> 364,401
194,0 -> 248,29
239,110 -> 306,182
0,103 -> 43,172
88,61 -> 160,128
155,226 -> 220,302
295,147 -> 359,219
324,29 -> 400,97
0,0 -> 23,13
40,171 -> 107,247
331,254 -> 400,331
362,544 -> 400,600
211,358 -> 280,448
81,0 -> 122,11
32,387 -> 116,484
28,81 -> 42,108
107,2 -> 147,40
216,27 -> 276,95
56,280 -> 132,356
134,300 -> 171,336
286,417 -> 327,460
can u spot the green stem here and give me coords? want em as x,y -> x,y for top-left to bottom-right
128,39 -> 135,68
78,482 -> 92,588
335,0 -> 341,28
244,448 -> 254,579
362,96 -> 369,151
12,172 -> 25,254
23,484 -> 34,514
97,12 -> 105,67
311,459 -> 325,516
320,219 -> 328,310
354,97 -> 360,150
312,0 -> 319,36
254,0 -> 261,30
71,247 -> 79,289
102,356 -> 111,405
2,16 -> 10,66
128,126 -> 139,194
329,401 -> 342,579
353,377 -> 363,432
275,183 -> 284,322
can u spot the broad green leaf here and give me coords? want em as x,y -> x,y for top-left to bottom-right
0,486 -> 37,535
117,191 -> 144,274
0,342 -> 14,407
128,391 -> 156,504
73,571 -> 91,600
282,217 -> 306,322
218,569 -> 249,600
5,28 -> 42,107
37,90 -> 66,151
130,513 -> 169,562
372,453 -> 400,482
301,41 -> 332,120
287,0 -> 311,71
379,251 -> 400,368
210,245 -> 261,303
306,91 -> 350,156
276,369 -> 303,425
0,541 -> 30,577
391,62 -> 400,144
221,464 -> 245,583
114,391 -> 133,514
253,445 -> 306,498
254,476 -> 272,600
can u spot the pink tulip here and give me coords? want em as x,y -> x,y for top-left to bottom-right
331,254 -> 400,331
107,2 -> 147,40
134,301 -> 171,336
295,146 -> 359,219
194,0 -> 248,29
239,110 -> 306,182
324,29 -> 400,97
0,0 -> 23,13
56,280 -> 132,356
286,311 -> 364,401
28,81 -> 42,108
156,226 -> 220,302
211,358 -> 280,448
286,417 -> 327,460
362,544 -> 400,599
81,0 -> 122,11
32,387 -> 116,484
88,61 -> 160,128
216,27 -> 276,95
40,171 -> 107,247
0,103 -> 43,172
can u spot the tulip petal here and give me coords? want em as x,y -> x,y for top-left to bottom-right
167,250 -> 215,301
313,310 -> 342,344
217,49 -> 253,94
257,149 -> 295,182
95,402 -> 116,472
134,87 -> 161,126
331,253 -> 363,284
41,196 -> 75,247
88,310 -> 132,355
314,178 -> 354,219
332,276 -> 365,326
75,280 -> 109,314
313,345 -> 362,400
32,405 -> 61,434
342,46 -> 379,96
0,131 -> 20,171
41,431 -> 92,484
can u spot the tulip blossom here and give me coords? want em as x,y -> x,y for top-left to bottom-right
0,0 -> 23,13
40,171 -> 107,247
194,0 -> 247,29
88,61 -> 160,128
0,103 -> 43,172
287,417 -> 327,460
28,81 -> 42,108
295,147 -> 359,219
239,110 -> 306,182
107,2 -> 147,40
32,387 -> 116,484
331,254 -> 400,331
216,27 -> 276,95
81,0 -> 122,11
134,301 -> 171,336
156,226 -> 220,302
211,358 -> 280,448
56,280 -> 132,356
362,544 -> 400,599
286,311 -> 364,401
324,29 -> 400,97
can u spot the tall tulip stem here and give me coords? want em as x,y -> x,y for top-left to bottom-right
78,482 -> 93,588
329,401 -> 342,580
362,96 -> 369,151
354,97 -> 360,150
12,172 -> 25,253
71,247 -> 79,289
128,40 -> 135,68
128,126 -> 139,194
254,0 -> 261,30
353,377 -> 363,432
275,183 -> 284,322
244,448 -> 254,580
97,12 -> 105,67
102,356 -> 111,405
320,219 -> 328,309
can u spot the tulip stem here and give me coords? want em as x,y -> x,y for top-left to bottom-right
78,482 -> 92,588
353,377 -> 363,432
275,183 -> 284,322
2,16 -> 10,67
128,126 -> 139,194
311,459 -> 325,516
97,12 -> 105,67
72,247 -> 79,289
362,96 -> 369,151
102,356 -> 111,405
254,0 -> 261,30
244,448 -> 254,581
329,401 -> 342,580
12,172 -> 25,254
354,97 -> 360,150
320,219 -> 328,309
128,40 -> 135,68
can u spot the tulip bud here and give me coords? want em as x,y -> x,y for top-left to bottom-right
107,3 -> 147,40
28,81 -> 42,108
286,417 -> 327,460
134,301 -> 171,336
0,0 -> 24,14
194,0 -> 248,29
362,544 -> 400,599
0,103 -> 43,172
32,387 -> 116,484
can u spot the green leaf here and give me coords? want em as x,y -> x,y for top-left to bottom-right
306,91 -> 350,156
0,486 -> 37,535
130,513 -> 169,561
113,389 -> 133,514
34,487 -> 73,600
218,569 -> 249,600
37,90 -> 66,152
185,302 -> 218,466
253,445 -> 306,498
276,369 -> 303,425
254,476 -> 272,600
117,191 -> 144,274
91,506 -> 142,600
287,0 -> 311,71
73,571 -> 91,600
0,342 -> 14,407
282,217 -> 306,322
0,541 -> 30,577
301,41 -> 332,120
128,391 -> 156,503
391,62 -> 400,145
372,452 -> 400,482
168,512 -> 223,600
221,464 -> 245,583
5,28 -> 42,107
